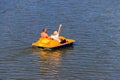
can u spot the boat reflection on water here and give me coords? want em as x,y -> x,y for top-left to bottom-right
32,46 -> 74,80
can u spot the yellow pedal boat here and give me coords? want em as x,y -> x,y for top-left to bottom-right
32,36 -> 75,49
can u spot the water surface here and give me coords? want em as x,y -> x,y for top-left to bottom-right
0,0 -> 120,80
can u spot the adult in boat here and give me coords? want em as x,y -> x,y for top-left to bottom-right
40,28 -> 50,38
51,23 -> 66,43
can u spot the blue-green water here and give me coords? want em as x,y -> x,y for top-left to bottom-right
0,0 -> 120,80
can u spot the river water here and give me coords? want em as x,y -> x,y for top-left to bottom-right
0,0 -> 120,80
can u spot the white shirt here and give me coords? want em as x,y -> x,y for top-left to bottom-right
51,34 -> 60,42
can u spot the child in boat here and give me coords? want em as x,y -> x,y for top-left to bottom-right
51,30 -> 61,42
50,24 -> 62,41
50,24 -> 66,43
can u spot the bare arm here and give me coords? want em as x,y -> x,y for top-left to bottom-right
57,23 -> 62,35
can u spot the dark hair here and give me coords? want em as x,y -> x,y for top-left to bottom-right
42,28 -> 47,33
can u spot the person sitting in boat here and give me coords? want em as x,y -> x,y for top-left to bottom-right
51,23 -> 66,43
40,28 -> 50,38
50,24 -> 62,42
51,31 -> 61,42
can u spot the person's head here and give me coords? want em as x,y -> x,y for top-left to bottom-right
53,31 -> 58,35
42,28 -> 47,33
